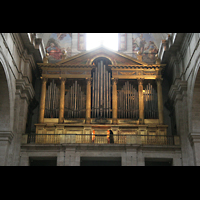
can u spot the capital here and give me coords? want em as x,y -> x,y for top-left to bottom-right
111,78 -> 118,85
59,78 -> 66,82
41,77 -> 48,83
86,77 -> 92,83
156,78 -> 163,84
137,78 -> 144,85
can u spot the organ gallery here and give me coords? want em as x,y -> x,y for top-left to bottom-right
35,46 -> 172,144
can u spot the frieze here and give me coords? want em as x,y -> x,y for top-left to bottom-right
119,71 -> 136,75
46,70 -> 61,74
143,71 -> 156,75
67,71 -> 85,75
137,71 -> 143,75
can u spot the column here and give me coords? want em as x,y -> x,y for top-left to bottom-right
59,78 -> 66,123
138,79 -> 144,124
39,77 -> 48,123
112,78 -> 118,124
156,78 -> 164,124
86,78 -> 91,124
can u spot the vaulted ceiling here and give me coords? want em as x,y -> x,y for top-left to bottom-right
37,33 -> 169,50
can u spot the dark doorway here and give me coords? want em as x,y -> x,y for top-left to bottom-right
80,157 -> 121,166
29,157 -> 57,166
145,158 -> 173,166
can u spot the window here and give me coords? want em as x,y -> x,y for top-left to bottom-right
86,33 -> 118,51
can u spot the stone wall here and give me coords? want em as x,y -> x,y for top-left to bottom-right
2,33 -> 200,165
0,33 -> 45,165
160,33 -> 200,165
20,144 -> 182,166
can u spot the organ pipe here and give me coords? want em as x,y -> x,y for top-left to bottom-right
118,81 -> 139,119
44,79 -> 60,118
91,60 -> 112,118
144,83 -> 158,119
64,80 -> 86,118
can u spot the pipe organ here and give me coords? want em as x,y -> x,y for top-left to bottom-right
118,81 -> 139,119
64,80 -> 86,118
144,83 -> 158,119
41,67 -> 160,121
92,61 -> 112,119
36,47 -> 168,144
44,79 -> 60,118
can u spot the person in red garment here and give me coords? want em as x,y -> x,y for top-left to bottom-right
107,130 -> 110,144
92,130 -> 95,143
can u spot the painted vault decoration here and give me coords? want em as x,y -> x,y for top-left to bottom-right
132,33 -> 158,63
46,33 -> 72,63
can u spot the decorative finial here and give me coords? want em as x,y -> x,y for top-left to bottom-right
43,51 -> 49,63
61,49 -> 67,60
155,54 -> 161,64
137,51 -> 143,61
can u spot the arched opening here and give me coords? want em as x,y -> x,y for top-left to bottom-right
90,56 -> 113,66
86,33 -> 118,51
0,62 -> 10,131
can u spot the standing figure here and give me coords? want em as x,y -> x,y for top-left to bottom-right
109,130 -> 114,144
92,130 -> 95,143
107,130 -> 110,144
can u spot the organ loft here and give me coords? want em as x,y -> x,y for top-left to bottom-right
33,46 -> 175,145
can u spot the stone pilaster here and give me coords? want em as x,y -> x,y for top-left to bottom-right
169,79 -> 194,165
156,78 -> 164,124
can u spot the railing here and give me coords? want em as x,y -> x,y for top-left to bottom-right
23,134 -> 180,146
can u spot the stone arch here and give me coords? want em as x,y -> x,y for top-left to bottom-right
0,51 -> 14,133
188,53 -> 200,133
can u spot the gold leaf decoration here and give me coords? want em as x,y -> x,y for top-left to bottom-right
119,71 -> 136,75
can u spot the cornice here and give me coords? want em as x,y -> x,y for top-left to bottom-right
159,33 -> 186,64
168,79 -> 187,104
16,79 -> 35,103
110,64 -> 166,69
0,131 -> 14,143
188,132 -> 200,146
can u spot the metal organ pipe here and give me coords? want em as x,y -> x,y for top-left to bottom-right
45,79 -> 60,118
143,83 -> 158,119
64,81 -> 85,119
91,60 -> 112,119
117,81 -> 139,119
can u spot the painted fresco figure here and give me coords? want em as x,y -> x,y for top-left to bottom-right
132,34 -> 146,53
144,41 -> 158,60
46,42 -> 62,60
